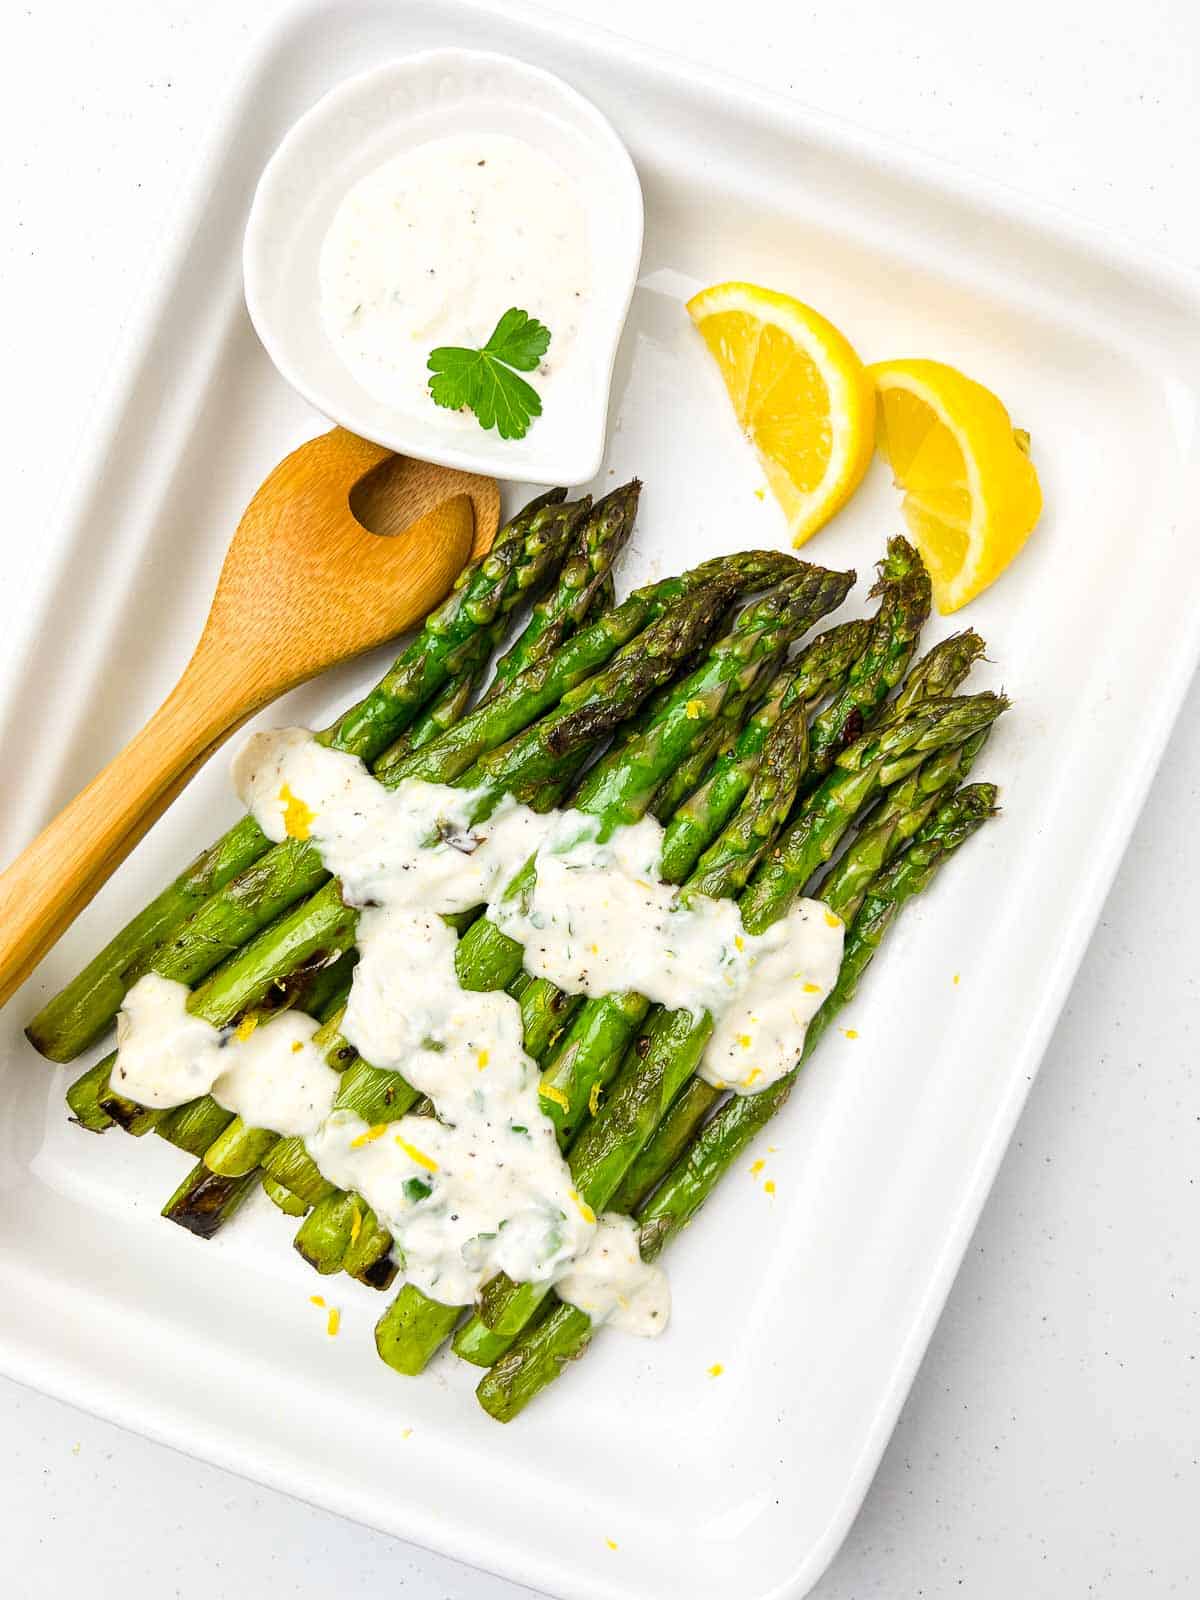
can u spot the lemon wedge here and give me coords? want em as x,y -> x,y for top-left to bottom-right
869,358 -> 1042,613
687,282 -> 875,547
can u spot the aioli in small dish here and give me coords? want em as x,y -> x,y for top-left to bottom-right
319,133 -> 592,427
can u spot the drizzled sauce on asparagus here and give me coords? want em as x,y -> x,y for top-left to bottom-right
114,730 -> 843,1324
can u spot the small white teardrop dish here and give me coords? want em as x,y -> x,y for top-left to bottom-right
243,50 -> 644,486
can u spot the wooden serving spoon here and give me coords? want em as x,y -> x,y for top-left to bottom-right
0,426 -> 500,1008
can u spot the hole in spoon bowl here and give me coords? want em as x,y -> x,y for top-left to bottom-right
351,455 -> 461,539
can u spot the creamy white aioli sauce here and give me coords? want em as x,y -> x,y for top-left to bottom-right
553,1213 -> 669,1336
115,973 -> 232,1108
114,974 -> 340,1137
699,901 -> 844,1092
490,806 -> 843,1080
115,728 -> 844,1327
208,1008 -> 342,1137
319,133 -> 591,422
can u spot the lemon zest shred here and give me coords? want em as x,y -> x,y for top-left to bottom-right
588,1081 -> 602,1117
764,1180 -> 777,1196
351,1123 -> 388,1149
803,981 -> 821,994
234,1015 -> 257,1042
291,1039 -> 303,1053
569,1188 -> 596,1225
476,1049 -> 490,1071
749,1159 -> 765,1176
349,1204 -> 362,1245
310,1295 -> 325,1308
394,1135 -> 438,1172
326,1307 -> 341,1337
605,1538 -> 619,1551
541,1083 -> 570,1112
279,783 -> 315,841
842,1028 -> 859,1040
707,1362 -> 724,1378
824,909 -> 842,929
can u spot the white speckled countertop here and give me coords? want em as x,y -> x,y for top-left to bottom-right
2,1 -> 1197,1595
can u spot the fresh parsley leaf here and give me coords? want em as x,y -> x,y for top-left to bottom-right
427,308 -> 552,441
402,1176 -> 432,1203
480,307 -> 553,371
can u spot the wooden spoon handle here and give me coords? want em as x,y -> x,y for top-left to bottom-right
0,652 -> 236,998
0,657 -> 250,1008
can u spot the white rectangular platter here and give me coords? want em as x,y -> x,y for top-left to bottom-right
3,3 -> 1199,1598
